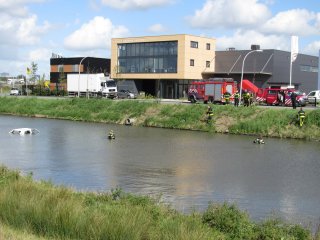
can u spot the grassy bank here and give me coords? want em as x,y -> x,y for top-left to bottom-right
0,97 -> 320,141
0,166 -> 314,239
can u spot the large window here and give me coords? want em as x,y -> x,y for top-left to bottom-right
117,41 -> 178,73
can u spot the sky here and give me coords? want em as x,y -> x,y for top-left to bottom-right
0,0 -> 319,78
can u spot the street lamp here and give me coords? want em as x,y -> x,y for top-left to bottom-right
78,57 -> 88,97
239,49 -> 263,104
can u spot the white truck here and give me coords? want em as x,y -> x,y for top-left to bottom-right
67,73 -> 117,98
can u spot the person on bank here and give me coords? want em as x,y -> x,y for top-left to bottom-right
297,107 -> 306,125
234,91 -> 240,107
223,91 -> 231,105
243,91 -> 250,107
206,105 -> 213,123
290,91 -> 297,109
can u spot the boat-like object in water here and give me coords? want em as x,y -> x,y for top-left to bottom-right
9,128 -> 40,135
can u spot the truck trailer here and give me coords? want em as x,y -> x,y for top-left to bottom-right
67,73 -> 117,98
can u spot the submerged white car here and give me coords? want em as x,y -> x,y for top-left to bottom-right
9,128 -> 39,135
10,88 -> 20,96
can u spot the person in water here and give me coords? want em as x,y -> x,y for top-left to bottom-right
253,135 -> 265,144
108,130 -> 115,139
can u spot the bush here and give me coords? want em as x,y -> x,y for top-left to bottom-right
202,202 -> 254,239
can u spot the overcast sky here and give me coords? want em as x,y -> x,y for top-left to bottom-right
0,0 -> 319,78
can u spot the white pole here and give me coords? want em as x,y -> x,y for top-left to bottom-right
239,49 -> 263,105
78,57 -> 88,97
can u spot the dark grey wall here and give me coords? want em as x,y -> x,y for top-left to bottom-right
214,49 -> 318,93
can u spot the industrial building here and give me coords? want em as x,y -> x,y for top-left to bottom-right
50,55 -> 110,84
213,47 -> 318,94
111,34 -> 216,98
111,34 -> 318,98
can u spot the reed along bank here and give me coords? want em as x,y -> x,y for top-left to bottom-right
0,166 -> 314,240
0,97 -> 320,141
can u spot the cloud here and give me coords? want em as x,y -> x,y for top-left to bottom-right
262,9 -> 319,36
100,0 -> 173,10
304,41 -> 320,56
64,16 -> 129,51
29,48 -> 52,61
148,24 -> 167,33
0,2 -> 51,46
188,0 -> 271,29
0,0 -> 45,17
215,30 -> 288,51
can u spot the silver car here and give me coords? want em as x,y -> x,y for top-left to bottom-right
306,90 -> 320,104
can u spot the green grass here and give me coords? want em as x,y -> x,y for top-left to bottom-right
0,166 -> 313,239
0,97 -> 320,141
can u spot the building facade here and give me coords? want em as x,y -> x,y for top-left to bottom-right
111,34 -> 216,98
213,48 -> 319,94
50,56 -> 110,84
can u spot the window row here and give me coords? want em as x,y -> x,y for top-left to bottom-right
118,41 -> 178,57
300,65 -> 318,73
190,41 -> 211,50
117,56 -> 177,73
190,59 -> 211,68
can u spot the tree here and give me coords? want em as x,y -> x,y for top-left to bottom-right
29,62 -> 38,82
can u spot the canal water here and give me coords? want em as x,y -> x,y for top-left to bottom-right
1,115 -> 320,229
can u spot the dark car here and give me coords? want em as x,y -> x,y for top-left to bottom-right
117,89 -> 136,99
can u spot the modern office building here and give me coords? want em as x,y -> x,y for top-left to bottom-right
50,55 -> 110,83
212,47 -> 319,94
111,34 -> 216,98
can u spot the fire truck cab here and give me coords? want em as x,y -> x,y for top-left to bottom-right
264,88 -> 307,107
188,78 -> 237,104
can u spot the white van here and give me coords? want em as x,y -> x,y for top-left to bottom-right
306,90 -> 320,104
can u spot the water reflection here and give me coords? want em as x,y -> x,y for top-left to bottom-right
1,115 -> 320,229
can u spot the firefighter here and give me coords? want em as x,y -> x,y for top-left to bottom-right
206,105 -> 213,123
108,130 -> 115,139
249,92 -> 254,106
224,91 -> 231,104
243,91 -> 250,107
297,107 -> 306,126
290,91 -> 297,109
234,91 -> 240,107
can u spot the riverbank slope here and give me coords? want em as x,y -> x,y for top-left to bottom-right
1,97 -> 319,141
0,166 -> 313,239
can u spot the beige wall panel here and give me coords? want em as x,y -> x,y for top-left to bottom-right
111,34 -> 215,80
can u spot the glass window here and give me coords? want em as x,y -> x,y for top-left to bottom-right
190,41 -> 198,48
117,41 -> 178,73
72,64 -> 79,72
58,65 -> 64,72
190,59 -> 194,66
206,61 -> 210,68
206,43 -> 211,50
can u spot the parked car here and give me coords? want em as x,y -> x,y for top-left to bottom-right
117,89 -> 136,99
10,88 -> 20,96
294,90 -> 307,107
306,90 -> 320,104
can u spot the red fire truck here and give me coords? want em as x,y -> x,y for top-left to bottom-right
188,78 -> 238,104
241,79 -> 307,107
